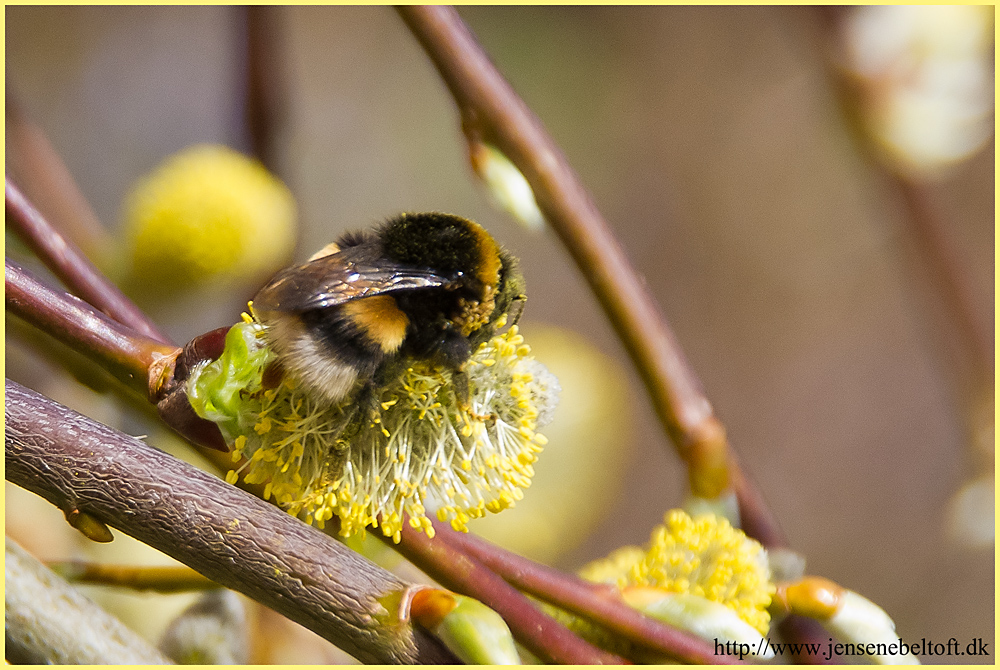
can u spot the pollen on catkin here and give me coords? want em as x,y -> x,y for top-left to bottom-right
580,510 -> 775,635
187,317 -> 558,543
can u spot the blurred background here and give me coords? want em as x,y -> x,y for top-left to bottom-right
6,6 -> 993,663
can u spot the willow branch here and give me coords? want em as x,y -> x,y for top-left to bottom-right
728,454 -> 787,549
48,561 -> 218,593
5,537 -> 174,665
395,5 -> 783,540
892,179 -> 993,377
5,90 -> 114,258
5,258 -> 179,398
5,177 -> 168,343
6,259 -> 229,450
241,5 -> 287,172
432,522 -> 741,664
5,380 -> 459,665
390,523 -> 627,664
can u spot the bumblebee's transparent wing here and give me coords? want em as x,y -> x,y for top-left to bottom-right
253,244 -> 450,312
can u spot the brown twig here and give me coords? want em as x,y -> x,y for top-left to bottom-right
5,177 -> 169,344
395,4 -> 783,540
433,522 -> 742,664
5,258 -> 179,399
48,561 -> 219,593
890,174 -> 993,378
5,380 -> 459,665
5,90 -> 114,259
5,258 -> 228,450
728,454 -> 787,549
241,5 -> 287,173
390,523 -> 628,664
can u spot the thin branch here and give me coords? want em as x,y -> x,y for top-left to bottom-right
395,5 -> 784,541
241,5 -> 287,173
891,178 -> 993,377
5,90 -> 114,258
48,561 -> 218,593
728,454 -> 787,549
6,259 -> 229,450
5,537 -> 173,665
432,522 -> 742,664
389,523 -> 628,664
5,258 -> 179,399
5,177 -> 169,343
5,380 -> 460,665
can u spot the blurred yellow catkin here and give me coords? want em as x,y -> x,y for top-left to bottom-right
120,144 -> 296,292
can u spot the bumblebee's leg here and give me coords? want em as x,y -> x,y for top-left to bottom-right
327,403 -> 359,442
352,355 -> 407,428
451,367 -> 497,424
452,367 -> 471,409
436,331 -> 497,422
509,294 -> 527,326
352,382 -> 384,425
315,363 -> 388,445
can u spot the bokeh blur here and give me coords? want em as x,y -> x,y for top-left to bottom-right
6,6 -> 993,663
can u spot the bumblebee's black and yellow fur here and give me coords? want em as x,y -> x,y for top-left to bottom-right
253,212 -> 524,407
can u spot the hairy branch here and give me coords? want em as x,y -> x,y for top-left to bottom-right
5,380 -> 459,664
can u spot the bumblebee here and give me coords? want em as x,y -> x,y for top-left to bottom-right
253,212 -> 524,409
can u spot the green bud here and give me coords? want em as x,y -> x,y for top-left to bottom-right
432,595 -> 520,665
186,322 -> 271,440
624,589 -> 774,661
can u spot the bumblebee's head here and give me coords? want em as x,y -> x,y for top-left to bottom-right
382,212 -> 524,339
